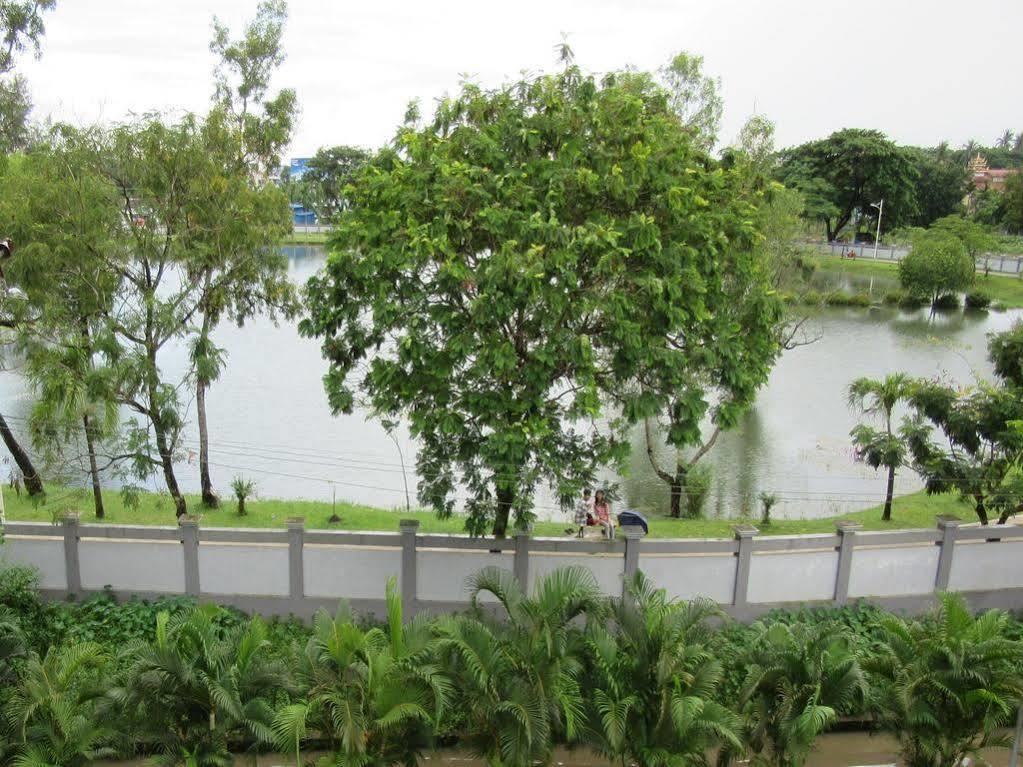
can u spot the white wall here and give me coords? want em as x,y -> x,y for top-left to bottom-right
304,544 -> 400,600
639,554 -> 736,603
1,536 -> 66,589
847,544 -> 939,598
79,539 -> 184,593
949,540 -> 1023,591
417,549 -> 512,602
200,543 -> 289,596
748,550 -> 838,603
531,552 -> 624,596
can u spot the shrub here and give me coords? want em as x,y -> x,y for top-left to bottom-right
824,290 -> 872,307
759,492 -> 778,526
799,289 -> 822,305
932,293 -> 960,310
865,593 -> 1023,767
883,289 -> 906,305
683,464 -> 712,519
964,290 -> 992,309
231,476 -> 256,515
0,565 -> 53,653
898,232 -> 974,304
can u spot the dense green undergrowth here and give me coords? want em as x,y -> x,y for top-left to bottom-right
1,562 -> 1022,767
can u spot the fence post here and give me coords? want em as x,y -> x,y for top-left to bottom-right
834,521 -> 861,604
179,515 -> 200,597
399,519 -> 419,620
621,525 -> 645,599
286,517 -> 305,603
513,532 -> 530,594
732,524 -> 758,608
61,512 -> 81,597
935,515 -> 961,591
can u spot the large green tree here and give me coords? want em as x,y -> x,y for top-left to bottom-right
303,65 -> 773,537
294,144 -> 371,223
2,140 -> 123,517
777,128 -> 918,241
905,148 -> 968,228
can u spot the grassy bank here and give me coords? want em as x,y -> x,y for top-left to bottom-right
1,484 -> 978,538
285,230 -> 328,245
817,253 -> 1023,308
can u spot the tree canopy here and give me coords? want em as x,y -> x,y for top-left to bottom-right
897,232 -> 974,305
303,65 -> 778,536
777,128 -> 918,241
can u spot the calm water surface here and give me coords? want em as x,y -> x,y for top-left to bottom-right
2,248 -> 1019,523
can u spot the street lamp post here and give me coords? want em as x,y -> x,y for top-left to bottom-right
870,200 -> 884,259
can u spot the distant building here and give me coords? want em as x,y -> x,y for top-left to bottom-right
968,154 -> 1017,192
288,158 -> 317,226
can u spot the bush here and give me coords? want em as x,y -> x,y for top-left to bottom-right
824,290 -> 872,307
932,293 -> 960,310
899,293 -> 926,309
0,565 -> 53,653
683,464 -> 712,519
898,232 -> 974,304
799,289 -> 822,305
964,290 -> 991,309
883,289 -> 906,305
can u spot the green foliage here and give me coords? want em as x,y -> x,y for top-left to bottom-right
931,215 -> 996,266
0,565 -> 51,652
434,566 -> 603,767
3,641 -> 116,767
931,293 -> 960,310
293,144 -> 371,222
1002,171 -> 1023,234
865,593 -> 1023,767
905,150 -> 968,227
584,573 -> 741,767
289,578 -> 450,767
303,63 -> 778,537
777,129 -> 918,240
115,604 -> 290,767
964,290 -> 992,309
902,322 -> 1023,524
682,463 -> 712,519
659,50 -> 722,150
231,475 -> 257,515
731,620 -> 867,767
898,232 -> 975,304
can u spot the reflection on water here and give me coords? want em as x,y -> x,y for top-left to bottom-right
1,249 -> 1020,525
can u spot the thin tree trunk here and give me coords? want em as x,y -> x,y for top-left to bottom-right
0,410 -> 44,495
882,464 -> 895,522
197,377 -> 218,507
147,350 -> 186,518
82,414 -> 104,518
670,464 -> 686,519
493,485 -> 514,538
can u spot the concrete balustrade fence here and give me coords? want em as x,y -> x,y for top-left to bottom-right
2,514 -> 1023,620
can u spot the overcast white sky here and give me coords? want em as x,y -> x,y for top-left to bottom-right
18,0 -> 1023,158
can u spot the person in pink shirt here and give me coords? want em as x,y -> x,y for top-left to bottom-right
593,489 -> 615,540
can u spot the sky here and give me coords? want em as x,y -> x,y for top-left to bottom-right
17,0 -> 1023,159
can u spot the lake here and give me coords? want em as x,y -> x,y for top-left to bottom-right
2,247 -> 1019,523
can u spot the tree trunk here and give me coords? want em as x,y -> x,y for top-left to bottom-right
196,378 -> 218,508
974,496 -> 989,526
82,414 -> 104,518
493,485 -> 514,538
669,463 -> 688,519
882,464 -> 895,522
156,422 -> 186,518
0,410 -> 44,496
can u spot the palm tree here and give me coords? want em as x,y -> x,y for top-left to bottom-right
286,577 -> 450,767
996,130 -> 1015,149
734,621 -> 866,767
434,566 -> 604,767
116,605 -> 288,767
865,592 -> 1023,767
847,374 -> 914,521
3,641 -> 116,767
583,573 -> 742,767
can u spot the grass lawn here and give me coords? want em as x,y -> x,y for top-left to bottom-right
1,484 -> 980,538
285,230 -> 328,245
817,253 -> 1023,309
